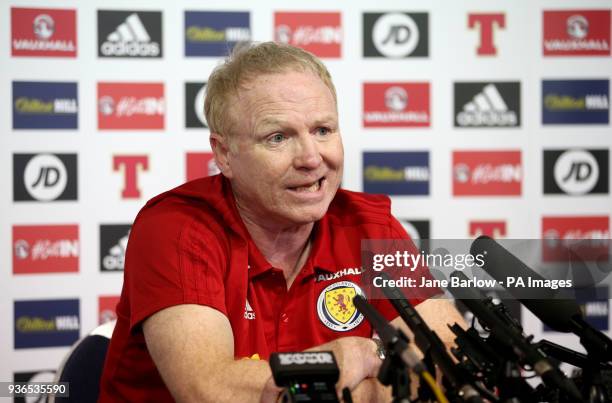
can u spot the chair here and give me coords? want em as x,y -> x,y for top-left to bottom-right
48,320 -> 116,403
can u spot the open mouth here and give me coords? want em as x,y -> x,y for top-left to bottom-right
289,177 -> 324,193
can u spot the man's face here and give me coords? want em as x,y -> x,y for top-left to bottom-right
220,70 -> 344,229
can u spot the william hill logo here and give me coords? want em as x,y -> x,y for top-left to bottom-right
363,152 -> 430,196
14,299 -> 80,349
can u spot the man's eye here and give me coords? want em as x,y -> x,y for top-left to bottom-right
317,127 -> 330,136
269,133 -> 286,143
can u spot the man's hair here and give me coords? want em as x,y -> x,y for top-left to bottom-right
204,41 -> 337,136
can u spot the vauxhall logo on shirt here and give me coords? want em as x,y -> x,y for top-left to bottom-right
454,82 -> 521,128
184,11 -> 250,57
363,151 -> 430,196
543,10 -> 611,56
98,10 -> 162,58
363,12 -> 428,58
11,7 -> 77,57
542,80 -> 609,125
13,81 -> 78,129
543,149 -> 609,195
13,153 -> 78,202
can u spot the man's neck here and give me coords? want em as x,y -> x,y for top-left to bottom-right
238,209 -> 314,288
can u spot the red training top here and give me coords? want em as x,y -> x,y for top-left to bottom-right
99,174 -> 436,402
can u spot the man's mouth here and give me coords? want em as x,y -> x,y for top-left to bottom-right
290,178 -> 324,193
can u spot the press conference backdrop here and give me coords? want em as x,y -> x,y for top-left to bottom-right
1,0 -> 611,393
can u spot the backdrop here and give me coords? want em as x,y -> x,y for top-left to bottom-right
2,0 -> 611,394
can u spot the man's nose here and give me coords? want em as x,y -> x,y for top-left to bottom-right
293,134 -> 322,170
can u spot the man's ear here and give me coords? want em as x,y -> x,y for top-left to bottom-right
210,132 -> 233,178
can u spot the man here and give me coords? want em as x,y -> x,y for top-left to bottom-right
99,42 -> 464,402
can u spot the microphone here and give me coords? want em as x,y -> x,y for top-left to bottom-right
448,271 -> 583,402
269,351 -> 340,402
352,295 -> 426,374
376,273 -> 485,403
471,235 -> 612,360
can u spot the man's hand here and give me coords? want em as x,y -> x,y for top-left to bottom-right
307,336 -> 381,393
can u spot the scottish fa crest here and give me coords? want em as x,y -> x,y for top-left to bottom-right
317,281 -> 364,332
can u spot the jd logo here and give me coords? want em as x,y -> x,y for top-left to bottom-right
554,150 -> 599,195
24,154 -> 68,201
373,13 -> 419,57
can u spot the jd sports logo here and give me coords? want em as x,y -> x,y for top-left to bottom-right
98,10 -> 162,58
454,82 -> 521,127
544,149 -> 609,195
100,224 -> 131,272
185,82 -> 208,128
13,153 -> 77,202
363,12 -> 428,58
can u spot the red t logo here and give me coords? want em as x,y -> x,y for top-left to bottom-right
113,155 -> 149,199
468,13 -> 505,56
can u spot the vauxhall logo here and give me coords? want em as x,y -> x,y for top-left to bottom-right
544,149 -> 609,195
13,154 -> 78,202
98,10 -> 162,58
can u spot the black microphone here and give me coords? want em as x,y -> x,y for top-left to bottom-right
269,351 -> 340,402
352,295 -> 426,373
376,273 -> 485,403
471,235 -> 612,360
448,271 -> 583,402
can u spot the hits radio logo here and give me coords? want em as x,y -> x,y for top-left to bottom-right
13,153 -> 78,202
274,12 -> 342,58
11,7 -> 77,57
363,12 -> 429,58
98,83 -> 165,130
13,225 -> 79,274
453,151 -> 522,196
542,216 -> 609,262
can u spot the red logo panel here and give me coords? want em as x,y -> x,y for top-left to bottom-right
468,13 -> 505,56
98,295 -> 120,324
274,12 -> 342,58
13,225 -> 79,274
363,83 -> 430,128
543,10 -> 611,56
542,216 -> 610,262
186,152 -> 220,182
98,83 -> 165,129
453,151 -> 522,196
469,221 -> 507,238
11,7 -> 77,57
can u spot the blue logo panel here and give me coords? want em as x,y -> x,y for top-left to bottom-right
14,299 -> 80,349
13,81 -> 78,129
363,152 -> 430,195
184,11 -> 250,57
542,80 -> 609,125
